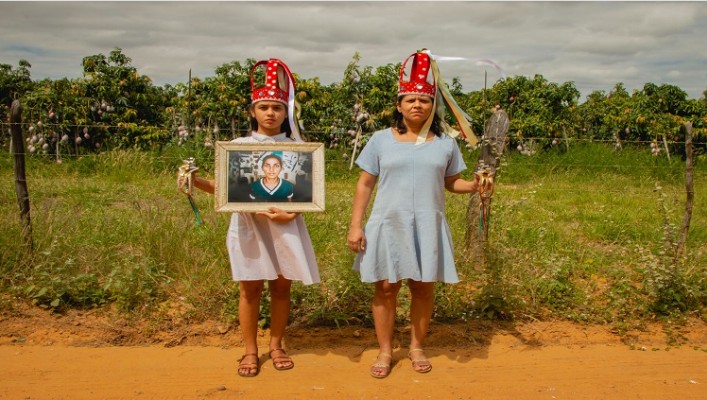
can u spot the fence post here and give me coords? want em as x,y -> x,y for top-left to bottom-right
11,99 -> 33,250
675,122 -> 693,259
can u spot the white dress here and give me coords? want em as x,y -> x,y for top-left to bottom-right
226,132 -> 320,285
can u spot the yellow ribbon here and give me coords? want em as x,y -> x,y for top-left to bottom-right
429,57 -> 479,148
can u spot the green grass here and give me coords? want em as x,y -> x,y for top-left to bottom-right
1,142 -> 705,332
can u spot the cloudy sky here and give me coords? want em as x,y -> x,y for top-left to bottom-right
1,1 -> 706,101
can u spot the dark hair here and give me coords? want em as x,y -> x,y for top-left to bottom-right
393,96 -> 442,136
248,103 -> 293,137
260,153 -> 283,167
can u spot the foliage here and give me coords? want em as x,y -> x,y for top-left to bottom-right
0,144 -> 704,332
2,49 -> 706,160
0,59 -> 33,112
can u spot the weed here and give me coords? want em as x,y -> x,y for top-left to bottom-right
640,184 -> 705,317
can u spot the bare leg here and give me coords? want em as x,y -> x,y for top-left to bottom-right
238,280 -> 265,376
407,279 -> 434,373
268,275 -> 294,370
370,280 -> 402,378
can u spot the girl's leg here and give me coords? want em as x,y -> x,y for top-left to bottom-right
407,279 -> 435,373
370,279 -> 402,377
268,275 -> 294,370
238,280 -> 265,376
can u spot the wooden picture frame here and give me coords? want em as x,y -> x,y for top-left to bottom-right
214,141 -> 325,212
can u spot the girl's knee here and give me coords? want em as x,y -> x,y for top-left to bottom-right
269,277 -> 292,301
269,286 -> 291,302
375,280 -> 402,299
239,281 -> 265,301
408,280 -> 434,300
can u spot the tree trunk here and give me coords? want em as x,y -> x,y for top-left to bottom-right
464,109 -> 509,268
464,192 -> 485,268
10,100 -> 33,250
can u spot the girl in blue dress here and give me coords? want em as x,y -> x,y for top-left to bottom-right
347,50 -> 490,378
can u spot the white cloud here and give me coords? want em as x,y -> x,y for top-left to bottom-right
0,1 -> 705,100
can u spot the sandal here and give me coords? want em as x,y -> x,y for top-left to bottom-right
269,348 -> 294,371
370,353 -> 392,379
237,353 -> 260,378
408,348 -> 432,374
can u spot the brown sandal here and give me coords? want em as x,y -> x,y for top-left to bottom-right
408,348 -> 432,373
237,353 -> 260,377
269,348 -> 294,371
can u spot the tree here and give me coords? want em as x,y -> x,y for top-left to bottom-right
483,74 -> 580,152
80,48 -> 171,148
1,60 -> 33,137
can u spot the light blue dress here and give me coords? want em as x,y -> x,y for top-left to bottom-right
353,128 -> 467,283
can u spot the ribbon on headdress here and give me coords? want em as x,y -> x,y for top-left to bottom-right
430,56 -> 477,147
283,66 -> 304,142
416,50 -> 507,148
475,59 -> 507,80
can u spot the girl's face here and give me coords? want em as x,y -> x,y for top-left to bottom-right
262,157 -> 282,180
397,95 -> 434,129
250,101 -> 287,135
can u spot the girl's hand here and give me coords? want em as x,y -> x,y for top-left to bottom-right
347,227 -> 367,253
257,207 -> 298,223
474,171 -> 495,197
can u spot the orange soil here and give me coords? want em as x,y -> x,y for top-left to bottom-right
1,306 -> 705,400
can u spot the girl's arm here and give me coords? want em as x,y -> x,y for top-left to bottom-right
347,171 -> 377,253
444,173 -> 486,194
192,174 -> 215,194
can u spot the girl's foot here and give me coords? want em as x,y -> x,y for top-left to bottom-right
269,348 -> 294,371
370,353 -> 392,379
408,348 -> 432,373
237,353 -> 260,377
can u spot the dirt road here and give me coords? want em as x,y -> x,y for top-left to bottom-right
1,310 -> 705,400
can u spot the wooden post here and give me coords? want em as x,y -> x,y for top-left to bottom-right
675,122 -> 693,259
661,133 -> 671,161
349,126 -> 362,170
464,110 -> 509,266
10,100 -> 33,250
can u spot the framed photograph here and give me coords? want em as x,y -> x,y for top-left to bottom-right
214,141 -> 325,213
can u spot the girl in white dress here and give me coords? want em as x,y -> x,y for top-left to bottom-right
347,50 -> 491,379
190,58 -> 319,378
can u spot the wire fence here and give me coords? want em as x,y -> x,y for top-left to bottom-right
1,121 -> 697,150
2,119 -> 700,193
2,129 -> 700,211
